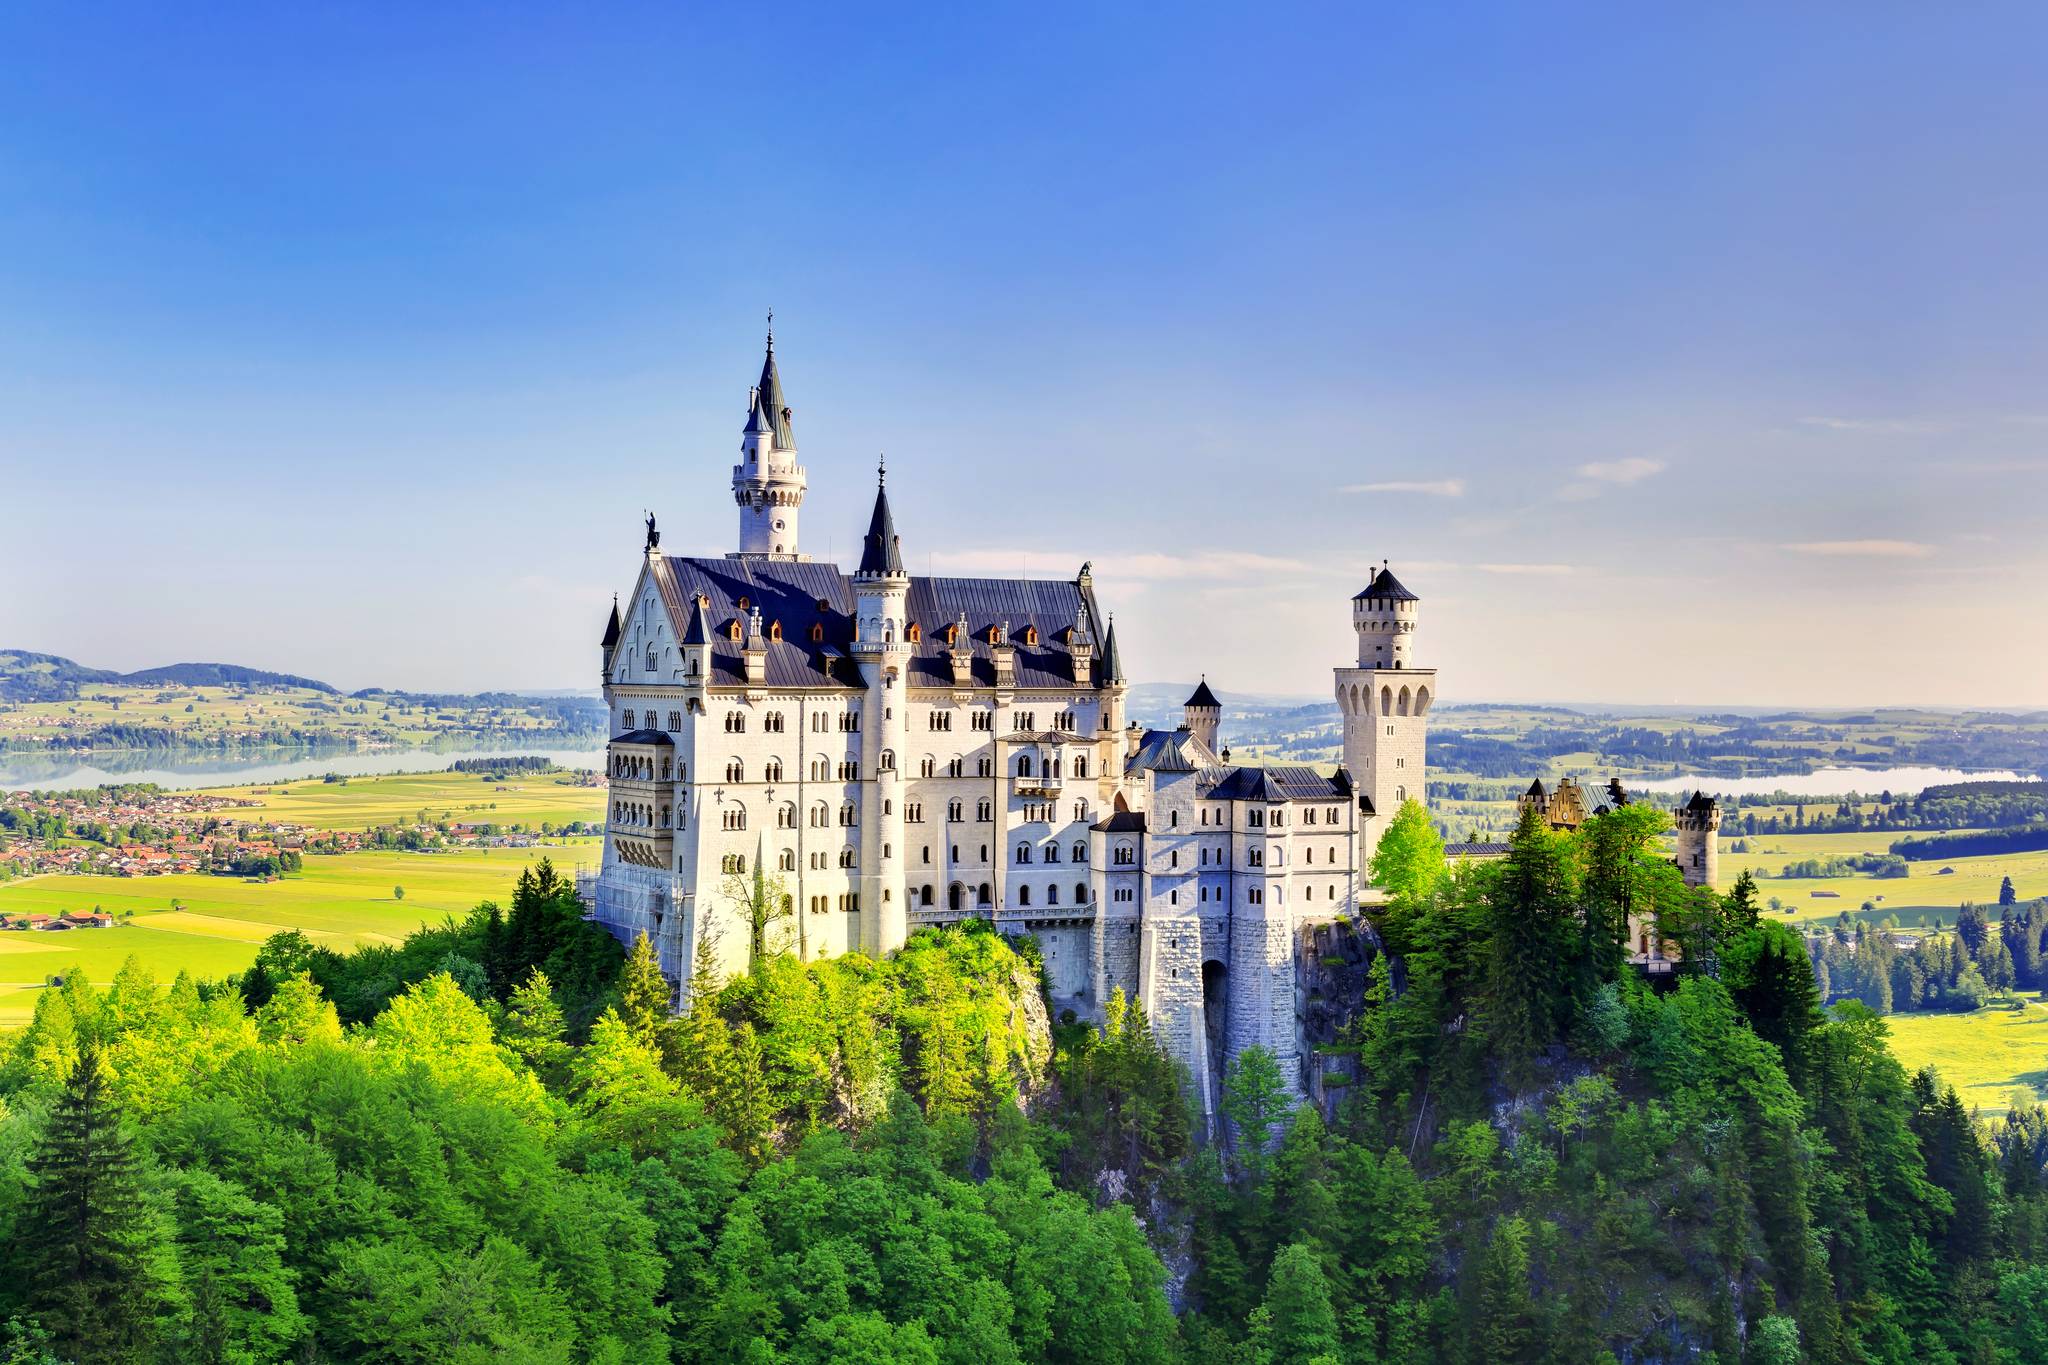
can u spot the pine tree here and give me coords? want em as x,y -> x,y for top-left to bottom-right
2001,875 -> 2018,907
1474,1215 -> 1539,1363
618,931 -> 672,1042
1259,1242 -> 1341,1365
18,1045 -> 164,1363
1485,804 -> 1574,1078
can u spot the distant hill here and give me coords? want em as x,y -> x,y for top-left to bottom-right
0,651 -> 340,702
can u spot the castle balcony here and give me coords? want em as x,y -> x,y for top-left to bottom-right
1012,772 -> 1065,798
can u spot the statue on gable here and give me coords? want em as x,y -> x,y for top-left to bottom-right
644,511 -> 660,551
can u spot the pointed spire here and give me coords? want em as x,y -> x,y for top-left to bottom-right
1101,614 -> 1126,685
857,459 -> 904,577
757,316 -> 792,447
743,385 -> 772,436
600,593 -> 621,648
682,593 -> 712,646
1185,676 -> 1221,709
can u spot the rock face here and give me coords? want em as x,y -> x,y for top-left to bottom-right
1006,956 -> 1057,1113
1295,918 -> 1376,1119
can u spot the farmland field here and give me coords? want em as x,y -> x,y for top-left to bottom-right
1883,998 -> 2048,1115
195,767 -> 605,830
1719,830 -> 2048,926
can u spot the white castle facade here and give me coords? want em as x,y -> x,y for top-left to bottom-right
589,332 -> 1437,1108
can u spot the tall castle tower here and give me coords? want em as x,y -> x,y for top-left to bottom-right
1673,791 -> 1722,889
731,323 -> 809,560
1183,678 -> 1221,753
852,464 -> 912,956
1335,563 -> 1435,870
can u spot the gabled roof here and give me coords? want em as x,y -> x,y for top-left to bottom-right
1126,728 -> 1202,774
1093,810 -> 1148,833
1185,678 -> 1221,709
1525,778 -> 1547,799
1353,565 -> 1420,603
1198,763 -> 1351,803
856,473 -> 905,577
1685,790 -> 1718,812
650,556 -> 1103,691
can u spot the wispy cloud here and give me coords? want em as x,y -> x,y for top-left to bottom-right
1782,539 -> 1935,559
1341,478 -> 1466,497
1796,416 -> 1936,434
1576,456 -> 1666,485
1555,456 -> 1667,501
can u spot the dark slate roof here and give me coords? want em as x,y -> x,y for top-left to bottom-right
1445,841 -> 1512,858
1685,790 -> 1717,812
743,389 -> 773,437
1094,810 -> 1148,833
613,728 -> 674,746
1525,778 -> 1547,798
1357,793 -> 1376,817
1353,565 -> 1420,602
1126,728 -> 1201,774
1002,730 -> 1089,744
654,556 -> 1101,691
1185,678 -> 1221,709
758,335 -> 793,447
600,596 -> 621,648
856,476 -> 905,577
1199,763 -> 1350,803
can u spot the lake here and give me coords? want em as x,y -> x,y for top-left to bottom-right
0,744 -> 608,793
1629,766 -> 2039,799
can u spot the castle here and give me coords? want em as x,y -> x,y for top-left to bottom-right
586,329 -> 1444,1108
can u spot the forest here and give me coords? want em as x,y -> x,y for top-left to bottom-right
7,813 -> 2048,1361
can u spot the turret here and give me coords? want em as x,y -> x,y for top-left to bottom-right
1099,615 -> 1128,734
681,593 -> 713,686
731,321 -> 809,560
1183,677 -> 1221,755
1353,561 -> 1420,669
1674,791 -> 1722,889
851,463 -> 911,958
600,594 -> 621,680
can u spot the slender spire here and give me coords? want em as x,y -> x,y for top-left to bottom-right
682,594 -> 712,646
600,593 -> 621,649
856,460 -> 904,577
756,317 -> 792,447
1101,614 -> 1126,685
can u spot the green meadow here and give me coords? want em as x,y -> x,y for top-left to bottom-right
1719,830 -> 2048,926
195,766 -> 606,830
1883,998 -> 2048,1115
0,769 -> 608,1024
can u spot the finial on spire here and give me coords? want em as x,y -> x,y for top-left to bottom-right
765,308 -> 774,351
878,453 -> 886,486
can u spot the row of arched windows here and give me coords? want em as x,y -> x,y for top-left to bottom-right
1015,841 -> 1090,865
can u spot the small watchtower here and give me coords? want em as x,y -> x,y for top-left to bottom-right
1183,677 -> 1221,755
1673,791 -> 1722,889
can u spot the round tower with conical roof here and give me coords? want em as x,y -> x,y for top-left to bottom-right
852,461 -> 912,957
1334,562 -> 1437,877
732,321 -> 809,560
1182,677 -> 1221,755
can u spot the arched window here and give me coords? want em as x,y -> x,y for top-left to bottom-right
1017,884 -> 1032,907
769,620 -> 782,642
1398,685 -> 1411,716
622,710 -> 635,729
1016,843 -> 1032,864
880,750 -> 896,771
947,799 -> 963,822
920,886 -> 933,906
812,802 -> 829,827
1114,844 -> 1134,866
920,756 -> 935,777
977,883 -> 992,907
1073,840 -> 1087,862
646,645 -> 658,673
1017,754 -> 1034,777
1047,883 -> 1059,905
976,799 -> 993,822
722,806 -> 746,831
1023,625 -> 1039,645
779,849 -> 796,871
1074,755 -> 1088,778
1075,882 -> 1088,904
728,621 -> 742,642
724,760 -> 744,783
907,622 -> 921,643
764,759 -> 783,783
810,623 -> 824,643
840,802 -> 857,826
1380,685 -> 1393,716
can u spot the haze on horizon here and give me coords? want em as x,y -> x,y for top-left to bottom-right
3,4 -> 2044,708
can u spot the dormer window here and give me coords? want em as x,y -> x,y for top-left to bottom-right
945,624 -> 959,646
728,621 -> 742,642
736,596 -> 750,611
1023,625 -> 1039,646
810,623 -> 825,643
907,622 -> 922,644
769,620 -> 783,642
990,625 -> 1005,645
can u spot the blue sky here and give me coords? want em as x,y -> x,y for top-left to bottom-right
4,3 -> 2044,704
